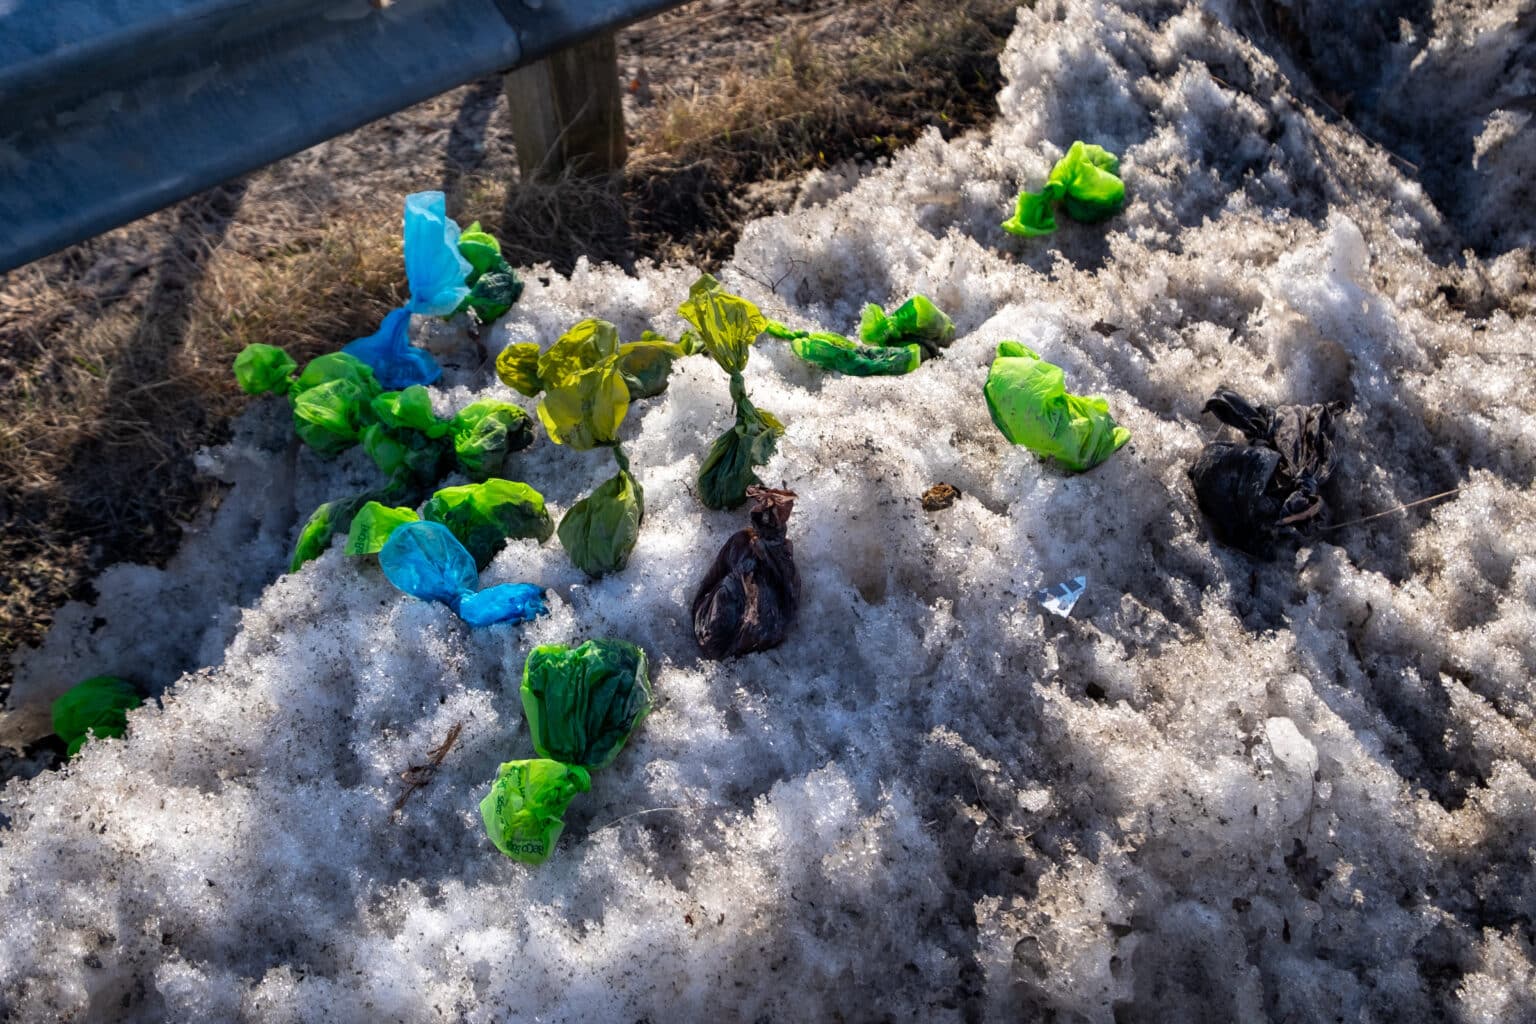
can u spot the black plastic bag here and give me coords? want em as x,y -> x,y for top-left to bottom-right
692,487 -> 800,659
1189,389 -> 1341,555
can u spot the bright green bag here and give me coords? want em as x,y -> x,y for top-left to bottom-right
857,295 -> 955,360
983,341 -> 1130,471
422,479 -> 554,570
479,759 -> 592,864
1003,141 -> 1125,237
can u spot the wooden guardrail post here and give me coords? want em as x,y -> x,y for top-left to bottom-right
503,32 -> 627,181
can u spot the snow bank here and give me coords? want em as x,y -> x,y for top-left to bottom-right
4,1 -> 1535,1020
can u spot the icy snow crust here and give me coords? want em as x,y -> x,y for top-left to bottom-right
4,1 -> 1536,1020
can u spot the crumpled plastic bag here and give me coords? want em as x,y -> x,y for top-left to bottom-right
421,479 -> 555,570
456,220 -> 524,324
345,191 -> 476,387
233,343 -> 298,395
1003,141 -> 1126,238
858,295 -> 955,360
693,486 -> 800,659
479,758 -> 591,864
679,275 -> 783,510
292,493 -> 378,571
448,399 -> 534,480
289,353 -> 384,455
530,319 -> 631,450
379,521 -> 548,627
401,190 -> 473,317
520,638 -> 652,770
1189,388 -> 1341,554
344,307 -> 441,391
616,330 -> 699,400
787,329 -> 921,376
345,501 -> 420,556
556,467 -> 644,577
984,341 -> 1130,471
52,676 -> 143,757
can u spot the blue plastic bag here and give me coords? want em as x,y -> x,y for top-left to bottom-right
345,191 -> 473,387
402,191 -> 473,317
379,521 -> 547,627
344,307 -> 441,390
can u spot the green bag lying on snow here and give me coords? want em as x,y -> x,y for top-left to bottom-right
448,399 -> 534,480
984,341 -> 1130,471
292,493 -> 378,571
521,639 -> 652,771
557,467 -> 644,578
422,479 -> 554,570
52,676 -> 143,757
1003,141 -> 1125,238
345,501 -> 421,555
479,759 -> 592,864
858,295 -> 955,360
790,330 -> 921,377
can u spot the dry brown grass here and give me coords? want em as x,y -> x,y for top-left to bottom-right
0,0 -> 1019,696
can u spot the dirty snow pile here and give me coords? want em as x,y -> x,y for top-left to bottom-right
3,0 -> 1536,1020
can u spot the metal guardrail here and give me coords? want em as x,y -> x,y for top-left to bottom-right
0,0 -> 687,273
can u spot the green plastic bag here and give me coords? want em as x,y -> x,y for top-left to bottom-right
234,344 -> 297,395
533,319 -> 631,451
457,221 -> 524,324
52,676 -> 143,757
448,399 -> 535,480
677,273 -> 768,375
292,493 -> 378,571
679,275 -> 783,510
289,353 -> 383,455
983,341 -> 1130,471
1003,141 -> 1126,238
521,639 -> 652,770
479,759 -> 592,864
858,295 -> 955,360
790,331 -> 921,376
495,342 -> 543,397
557,469 -> 644,576
699,374 -> 783,510
372,386 -> 449,438
345,501 -> 420,555
617,331 -> 697,400
422,479 -> 554,570
361,422 -> 449,487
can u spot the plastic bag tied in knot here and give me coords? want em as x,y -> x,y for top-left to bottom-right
984,341 -> 1130,471
693,486 -> 801,659
1003,141 -> 1126,238
1189,388 -> 1342,555
379,521 -> 547,627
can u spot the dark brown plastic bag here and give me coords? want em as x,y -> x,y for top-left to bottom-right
692,487 -> 800,659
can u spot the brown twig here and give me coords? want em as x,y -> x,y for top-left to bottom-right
391,722 -> 463,818
1321,488 -> 1462,532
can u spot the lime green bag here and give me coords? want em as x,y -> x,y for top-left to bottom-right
1003,141 -> 1125,237
983,341 -> 1130,471
344,501 -> 421,556
858,295 -> 955,360
479,759 -> 591,864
